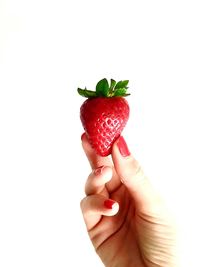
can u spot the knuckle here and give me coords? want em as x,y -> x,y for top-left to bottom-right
120,159 -> 145,185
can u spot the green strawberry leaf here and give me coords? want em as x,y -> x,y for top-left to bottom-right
115,80 -> 129,90
113,80 -> 129,96
96,78 -> 109,97
77,88 -> 97,98
109,79 -> 116,93
114,88 -> 130,96
78,78 -> 130,98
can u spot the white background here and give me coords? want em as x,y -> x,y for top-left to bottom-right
0,0 -> 200,266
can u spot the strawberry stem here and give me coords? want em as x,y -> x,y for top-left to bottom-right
77,78 -> 130,98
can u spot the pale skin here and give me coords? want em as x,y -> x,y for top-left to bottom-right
80,134 -> 179,267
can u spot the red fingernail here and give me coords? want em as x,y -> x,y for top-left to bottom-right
117,136 -> 131,157
94,166 -> 104,176
104,199 -> 116,209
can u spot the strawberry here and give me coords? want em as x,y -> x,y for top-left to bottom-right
78,78 -> 130,157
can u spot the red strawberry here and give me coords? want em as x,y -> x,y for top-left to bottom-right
78,78 -> 130,157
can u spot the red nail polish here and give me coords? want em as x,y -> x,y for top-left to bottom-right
94,166 -> 104,176
117,136 -> 130,157
104,199 -> 116,209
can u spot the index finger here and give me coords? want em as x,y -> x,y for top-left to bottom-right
81,133 -> 112,169
81,133 -> 122,193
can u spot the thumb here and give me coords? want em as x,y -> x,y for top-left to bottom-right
112,136 -> 160,211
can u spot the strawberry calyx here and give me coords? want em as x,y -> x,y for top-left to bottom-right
77,78 -> 130,98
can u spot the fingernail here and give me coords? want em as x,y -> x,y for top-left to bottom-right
94,166 -> 104,176
104,199 -> 116,209
117,136 -> 131,157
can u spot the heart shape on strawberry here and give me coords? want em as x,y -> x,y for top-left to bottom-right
78,78 -> 130,157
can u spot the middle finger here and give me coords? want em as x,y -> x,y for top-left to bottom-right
85,166 -> 112,196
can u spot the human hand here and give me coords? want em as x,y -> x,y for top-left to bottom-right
80,134 -> 179,267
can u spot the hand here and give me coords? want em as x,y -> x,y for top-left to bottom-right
80,134 -> 179,267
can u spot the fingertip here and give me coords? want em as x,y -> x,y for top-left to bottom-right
112,136 -> 132,158
116,136 -> 131,157
104,199 -> 117,209
80,195 -> 119,219
112,139 -> 142,186
81,132 -> 86,141
81,132 -> 89,145
81,132 -> 92,153
103,199 -> 119,215
112,136 -> 134,172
